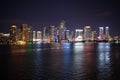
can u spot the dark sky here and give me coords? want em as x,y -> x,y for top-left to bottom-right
0,0 -> 119,36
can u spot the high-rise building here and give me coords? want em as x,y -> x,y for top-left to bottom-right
60,20 -> 65,28
27,26 -> 33,42
21,24 -> 28,41
17,27 -> 22,41
65,30 -> 70,41
21,24 -> 32,42
91,31 -> 98,41
98,27 -> 104,41
10,25 -> 17,43
50,26 -> 55,42
75,29 -> 83,41
43,27 -> 47,38
105,26 -> 110,41
33,31 -> 36,42
43,27 -> 49,43
54,27 -> 59,42
59,20 -> 66,41
84,26 -> 91,41
70,31 -> 74,42
36,31 -> 42,42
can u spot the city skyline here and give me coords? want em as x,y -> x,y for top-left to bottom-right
0,0 -> 120,36
0,22 -> 115,37
1,22 -> 117,45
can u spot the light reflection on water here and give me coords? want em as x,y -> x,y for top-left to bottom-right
0,42 -> 120,80
97,43 -> 111,80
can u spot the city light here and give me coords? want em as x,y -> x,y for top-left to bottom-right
0,21 -> 120,45
16,41 -> 26,45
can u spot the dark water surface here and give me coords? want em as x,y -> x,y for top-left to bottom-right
0,42 -> 120,80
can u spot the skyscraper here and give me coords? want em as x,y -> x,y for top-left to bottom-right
105,26 -> 110,41
59,20 -> 66,42
70,31 -> 74,42
43,27 -> 49,43
91,31 -> 97,41
84,26 -> 91,41
27,26 -> 33,42
50,26 -> 55,42
75,29 -> 83,41
21,24 -> 32,42
36,31 -> 42,42
10,25 -> 17,43
21,24 -> 28,41
33,31 -> 36,42
17,27 -> 22,41
65,30 -> 70,41
98,27 -> 104,41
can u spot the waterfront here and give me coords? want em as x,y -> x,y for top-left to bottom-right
0,42 -> 120,80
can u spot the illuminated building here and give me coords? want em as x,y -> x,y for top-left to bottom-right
70,31 -> 74,42
21,24 -> 28,41
43,27 -> 47,38
84,26 -> 91,41
33,31 -> 36,41
27,26 -> 33,42
75,29 -> 83,41
59,20 -> 66,42
105,26 -> 110,41
65,30 -> 70,41
91,31 -> 97,41
10,25 -> 17,43
0,33 -> 10,44
54,28 -> 59,42
56,28 -> 60,42
17,27 -> 22,41
113,36 -> 120,43
43,27 -> 48,43
114,36 -> 119,40
36,31 -> 42,42
43,27 -> 49,43
98,27 -> 104,41
50,26 -> 55,42
60,20 -> 65,28
21,24 -> 32,42
3,33 -> 10,37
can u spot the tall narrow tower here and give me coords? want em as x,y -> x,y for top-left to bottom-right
10,25 -> 17,43
59,20 -> 66,41
50,26 -> 55,42
105,26 -> 110,41
98,27 -> 104,41
21,24 -> 28,41
65,30 -> 70,41
33,31 -> 36,42
84,26 -> 91,41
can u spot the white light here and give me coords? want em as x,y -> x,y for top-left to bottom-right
99,27 -> 103,29
76,29 -> 83,32
17,41 -> 26,45
85,26 -> 91,28
66,30 -> 70,31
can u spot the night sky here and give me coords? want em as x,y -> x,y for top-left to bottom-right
0,0 -> 119,36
